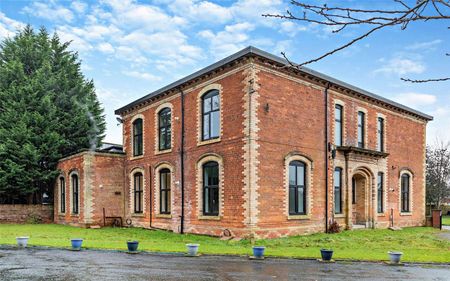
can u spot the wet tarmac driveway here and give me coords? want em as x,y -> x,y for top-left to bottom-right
0,247 -> 449,281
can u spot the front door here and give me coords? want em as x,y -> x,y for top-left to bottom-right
352,174 -> 368,226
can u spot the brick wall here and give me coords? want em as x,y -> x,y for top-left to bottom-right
54,151 -> 125,227
0,204 -> 53,223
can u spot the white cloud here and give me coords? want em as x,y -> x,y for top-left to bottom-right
392,92 -> 437,108
374,58 -> 426,75
71,1 -> 88,14
0,12 -> 25,40
198,22 -> 255,57
22,2 -> 74,23
98,42 -> 114,54
279,21 -> 308,37
406,39 -> 442,50
168,0 -> 232,24
122,70 -> 161,82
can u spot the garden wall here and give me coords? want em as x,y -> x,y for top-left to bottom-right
0,204 -> 54,223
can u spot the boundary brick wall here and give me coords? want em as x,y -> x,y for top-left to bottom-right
0,204 -> 54,223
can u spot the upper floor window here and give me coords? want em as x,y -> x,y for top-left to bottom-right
60,177 -> 65,213
377,172 -> 384,213
71,174 -> 79,214
334,104 -> 343,146
203,161 -> 219,216
401,174 -> 410,212
159,168 -> 171,214
158,108 -> 171,151
357,111 -> 365,148
133,118 -> 143,156
377,117 -> 384,152
134,172 -> 143,213
289,161 -> 307,215
202,90 -> 220,141
334,167 -> 342,214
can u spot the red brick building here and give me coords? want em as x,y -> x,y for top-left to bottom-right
54,47 -> 432,238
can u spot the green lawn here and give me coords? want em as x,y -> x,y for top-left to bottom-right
0,224 -> 449,263
443,215 -> 450,226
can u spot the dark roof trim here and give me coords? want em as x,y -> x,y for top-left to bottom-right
115,46 -> 433,121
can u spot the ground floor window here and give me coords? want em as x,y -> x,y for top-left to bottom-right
401,173 -> 410,212
203,161 -> 219,216
134,172 -> 143,213
60,177 -> 65,213
289,160 -> 306,215
71,174 -> 79,214
334,168 -> 342,214
377,172 -> 384,213
159,169 -> 171,214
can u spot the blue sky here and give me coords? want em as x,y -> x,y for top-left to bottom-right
0,0 -> 448,145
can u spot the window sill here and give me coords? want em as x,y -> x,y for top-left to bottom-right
155,149 -> 172,155
400,212 -> 412,216
130,155 -> 144,160
197,137 -> 221,147
155,214 -> 172,219
334,213 -> 345,218
377,213 -> 386,217
58,213 -> 66,217
70,214 -> 79,217
198,215 -> 221,221
288,214 -> 311,220
132,213 -> 145,217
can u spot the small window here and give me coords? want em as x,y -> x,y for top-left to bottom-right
357,111 -> 365,148
71,174 -> 79,214
203,161 -> 219,216
401,174 -> 410,212
288,161 -> 307,215
377,117 -> 384,152
158,108 -> 171,151
377,172 -> 384,213
352,177 -> 356,204
159,169 -> 171,214
60,177 -> 65,213
134,172 -> 143,213
133,118 -> 143,156
334,168 -> 342,214
202,90 -> 220,141
334,104 -> 343,146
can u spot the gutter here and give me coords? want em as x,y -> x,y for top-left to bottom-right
324,82 -> 331,233
179,88 -> 186,234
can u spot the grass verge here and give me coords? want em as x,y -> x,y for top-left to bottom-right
0,224 -> 449,263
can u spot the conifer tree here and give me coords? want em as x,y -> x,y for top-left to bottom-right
0,25 -> 106,203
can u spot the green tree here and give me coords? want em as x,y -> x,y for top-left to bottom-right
0,25 -> 105,204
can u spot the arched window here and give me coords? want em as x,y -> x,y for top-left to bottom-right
202,90 -> 220,141
357,111 -> 365,148
158,108 -> 171,151
134,172 -> 143,213
60,177 -> 65,213
203,161 -> 219,216
401,174 -> 410,212
289,161 -> 306,215
71,174 -> 79,214
159,168 -> 171,214
133,118 -> 143,156
334,168 -> 342,214
334,104 -> 343,146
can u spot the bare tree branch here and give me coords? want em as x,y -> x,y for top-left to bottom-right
401,77 -> 450,83
263,0 -> 449,83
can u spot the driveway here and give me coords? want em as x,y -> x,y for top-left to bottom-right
0,247 -> 449,281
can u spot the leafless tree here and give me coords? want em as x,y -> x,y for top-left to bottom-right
426,140 -> 450,210
263,0 -> 450,83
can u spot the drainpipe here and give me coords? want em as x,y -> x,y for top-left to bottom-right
149,166 -> 152,228
179,88 -> 186,234
324,82 -> 331,233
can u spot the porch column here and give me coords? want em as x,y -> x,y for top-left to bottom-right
344,153 -> 352,229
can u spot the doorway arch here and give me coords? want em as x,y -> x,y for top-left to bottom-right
351,167 -> 374,227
